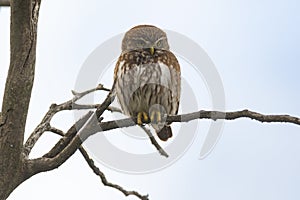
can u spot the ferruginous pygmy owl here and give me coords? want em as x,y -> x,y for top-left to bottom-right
114,25 -> 181,141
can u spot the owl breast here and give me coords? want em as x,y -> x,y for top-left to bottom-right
114,49 -> 181,118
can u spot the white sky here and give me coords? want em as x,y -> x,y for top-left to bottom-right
1,0 -> 300,199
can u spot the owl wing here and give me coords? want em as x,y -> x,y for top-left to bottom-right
159,50 -> 181,115
114,56 -> 134,115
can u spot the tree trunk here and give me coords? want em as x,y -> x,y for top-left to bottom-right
0,0 -> 40,199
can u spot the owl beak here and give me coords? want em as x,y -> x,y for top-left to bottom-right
150,47 -> 155,55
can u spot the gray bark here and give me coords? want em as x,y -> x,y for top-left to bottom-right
0,0 -> 40,199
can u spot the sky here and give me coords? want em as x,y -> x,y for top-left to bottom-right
1,0 -> 300,199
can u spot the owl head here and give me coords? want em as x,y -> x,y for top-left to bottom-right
121,25 -> 170,53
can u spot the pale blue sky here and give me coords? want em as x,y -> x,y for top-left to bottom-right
1,0 -> 300,199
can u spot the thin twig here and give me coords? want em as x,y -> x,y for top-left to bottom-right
48,127 -> 65,136
79,147 -> 149,200
95,81 -> 117,119
71,84 -> 110,101
72,103 -> 122,113
140,126 -> 168,157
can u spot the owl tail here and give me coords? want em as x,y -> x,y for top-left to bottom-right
157,126 -> 172,141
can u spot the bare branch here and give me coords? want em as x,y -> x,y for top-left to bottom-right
24,83 -> 118,179
71,84 -> 110,100
140,126 -> 168,157
26,108 -> 300,177
48,127 -> 65,136
79,147 -> 149,200
44,124 -> 148,199
165,109 -> 300,125
23,84 -> 111,157
72,103 -> 122,113
95,81 -> 117,119
43,111 -> 93,159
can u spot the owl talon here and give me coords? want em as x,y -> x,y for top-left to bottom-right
150,110 -> 162,124
137,112 -> 149,125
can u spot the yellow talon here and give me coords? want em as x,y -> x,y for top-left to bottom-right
137,112 -> 143,125
137,112 -> 149,125
150,111 -> 156,122
150,110 -> 162,124
142,112 -> 149,122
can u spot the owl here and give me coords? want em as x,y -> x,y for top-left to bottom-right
114,25 -> 181,141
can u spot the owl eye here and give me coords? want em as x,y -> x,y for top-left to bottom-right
156,40 -> 163,48
137,40 -> 146,47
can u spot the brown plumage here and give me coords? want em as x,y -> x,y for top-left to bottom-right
114,25 -> 181,141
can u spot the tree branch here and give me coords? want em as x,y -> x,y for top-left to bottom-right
95,80 -> 117,119
23,81 -> 164,161
30,81 -> 117,169
42,111 -> 94,159
140,126 -> 169,157
79,147 -> 149,200
165,109 -> 300,125
23,84 -> 110,157
26,108 -> 300,177
41,125 -> 148,200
